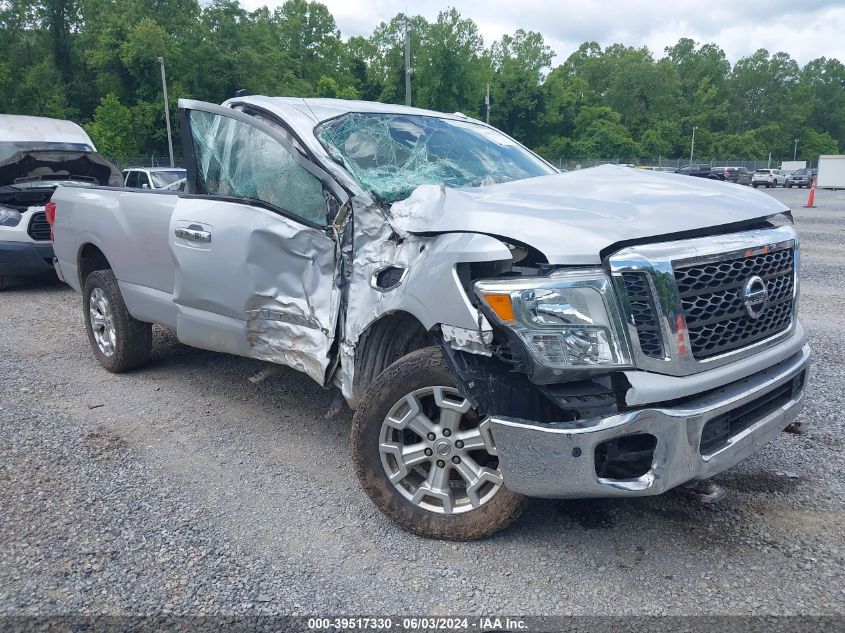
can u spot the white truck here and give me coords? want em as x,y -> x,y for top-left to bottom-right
816,155 -> 845,189
50,97 -> 811,539
0,114 -> 121,289
121,167 -> 187,190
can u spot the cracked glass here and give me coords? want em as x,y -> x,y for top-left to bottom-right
188,110 -> 327,224
316,113 -> 554,203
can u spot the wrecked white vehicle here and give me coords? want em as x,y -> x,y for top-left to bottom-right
50,98 -> 810,539
0,114 -> 121,289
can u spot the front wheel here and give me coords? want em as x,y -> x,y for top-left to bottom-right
351,347 -> 524,540
83,270 -> 152,372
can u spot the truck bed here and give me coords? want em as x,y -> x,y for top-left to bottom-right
51,185 -> 181,328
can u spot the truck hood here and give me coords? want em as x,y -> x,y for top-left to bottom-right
0,150 -> 122,188
388,165 -> 789,265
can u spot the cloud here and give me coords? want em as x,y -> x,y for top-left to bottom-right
239,0 -> 845,65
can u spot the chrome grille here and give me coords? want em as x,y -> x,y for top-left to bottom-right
621,272 -> 664,358
608,226 -> 799,377
675,248 -> 794,359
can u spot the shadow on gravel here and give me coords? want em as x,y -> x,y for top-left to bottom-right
718,470 -> 804,494
556,499 -> 617,530
1,274 -> 66,293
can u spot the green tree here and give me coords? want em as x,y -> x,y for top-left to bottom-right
413,8 -> 486,115
572,106 -> 639,158
489,29 -> 553,145
84,93 -> 138,158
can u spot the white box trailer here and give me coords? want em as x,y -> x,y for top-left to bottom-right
780,160 -> 806,173
817,155 -> 845,189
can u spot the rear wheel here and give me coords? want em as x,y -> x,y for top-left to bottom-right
83,270 -> 152,372
0,276 -> 16,290
352,347 -> 524,540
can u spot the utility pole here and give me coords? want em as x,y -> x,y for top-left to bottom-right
793,138 -> 799,161
404,16 -> 411,107
485,82 -> 490,124
158,57 -> 174,168
689,126 -> 697,166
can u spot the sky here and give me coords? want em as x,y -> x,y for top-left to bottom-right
240,0 -> 845,66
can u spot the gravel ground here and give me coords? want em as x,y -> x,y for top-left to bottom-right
1,186 -> 844,618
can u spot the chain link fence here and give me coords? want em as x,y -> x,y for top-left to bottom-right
556,157 -> 816,171
103,155 -> 186,171
101,153 -> 812,175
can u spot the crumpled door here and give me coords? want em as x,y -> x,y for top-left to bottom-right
171,100 -> 348,385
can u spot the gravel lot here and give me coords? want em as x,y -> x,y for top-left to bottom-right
1,186 -> 844,618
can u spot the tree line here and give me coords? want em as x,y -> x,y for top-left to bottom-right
2,0 -> 843,164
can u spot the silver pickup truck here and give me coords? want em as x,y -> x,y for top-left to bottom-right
50,97 -> 811,540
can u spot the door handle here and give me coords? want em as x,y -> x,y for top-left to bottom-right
175,227 -> 212,243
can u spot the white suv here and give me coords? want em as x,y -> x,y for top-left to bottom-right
122,167 -> 186,190
752,168 -> 787,188
0,114 -> 120,289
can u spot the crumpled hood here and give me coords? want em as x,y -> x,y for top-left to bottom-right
0,150 -> 122,188
388,164 -> 789,265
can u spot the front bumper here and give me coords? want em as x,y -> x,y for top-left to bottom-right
489,344 -> 810,498
0,240 -> 55,276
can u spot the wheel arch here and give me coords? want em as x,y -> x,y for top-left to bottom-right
77,242 -> 112,289
352,310 -> 433,403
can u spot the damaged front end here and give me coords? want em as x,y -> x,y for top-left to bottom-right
221,98 -> 809,506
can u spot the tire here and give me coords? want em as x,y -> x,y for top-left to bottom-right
0,275 -> 16,290
83,269 -> 152,372
786,184 -> 792,188
351,347 -> 524,540
752,184 -> 759,188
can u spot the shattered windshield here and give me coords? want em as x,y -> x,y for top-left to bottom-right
316,113 -> 555,203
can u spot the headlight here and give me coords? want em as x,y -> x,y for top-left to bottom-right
475,269 -> 632,368
0,206 -> 22,227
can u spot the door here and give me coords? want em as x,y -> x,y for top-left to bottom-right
171,100 -> 349,386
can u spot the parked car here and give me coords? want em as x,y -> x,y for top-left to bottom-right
676,164 -> 721,179
785,168 -> 817,188
122,167 -> 187,190
50,97 -> 810,539
711,166 -> 752,185
752,168 -> 788,188
0,114 -> 121,290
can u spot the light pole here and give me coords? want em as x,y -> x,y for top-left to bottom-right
485,82 -> 490,124
689,126 -> 698,166
793,138 -> 799,162
404,16 -> 411,106
158,56 -> 174,168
